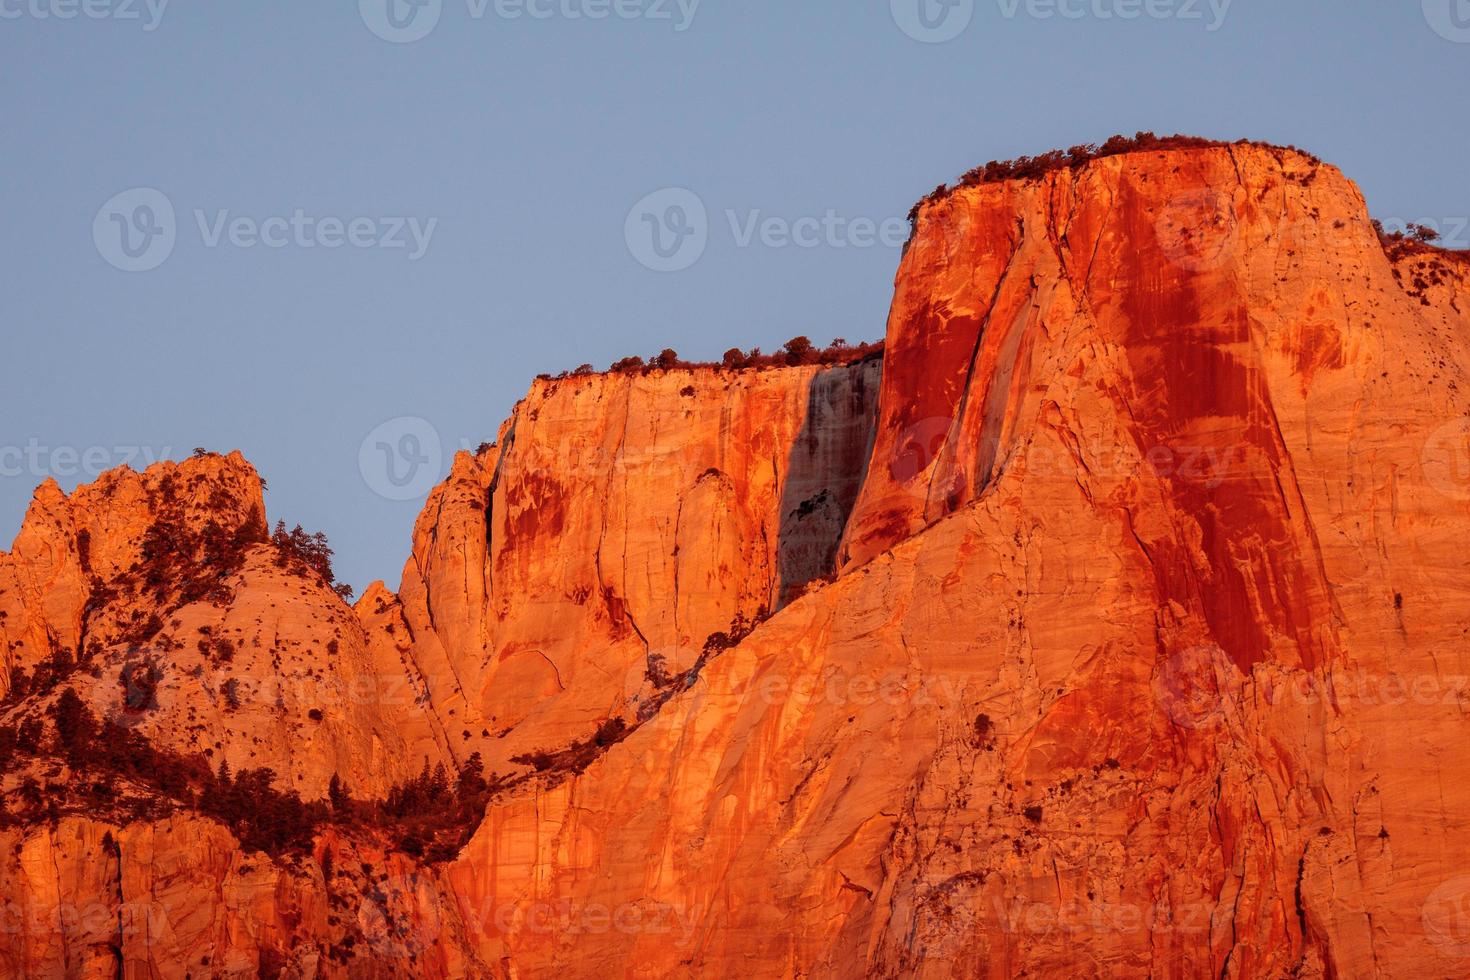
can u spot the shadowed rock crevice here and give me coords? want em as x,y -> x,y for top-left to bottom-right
776,359 -> 883,606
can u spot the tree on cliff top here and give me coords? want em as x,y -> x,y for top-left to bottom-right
272,522 -> 354,601
783,336 -> 815,365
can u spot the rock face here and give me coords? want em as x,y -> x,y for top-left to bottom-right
365,362 -> 883,776
0,453 -> 442,803
3,141 -> 1469,978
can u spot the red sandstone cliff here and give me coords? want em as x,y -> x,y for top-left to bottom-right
361,361 -> 881,778
2,140 -> 1468,978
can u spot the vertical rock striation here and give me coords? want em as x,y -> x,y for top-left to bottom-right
3,141 -> 1469,978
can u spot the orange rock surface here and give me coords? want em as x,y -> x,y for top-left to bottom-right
2,142 -> 1469,978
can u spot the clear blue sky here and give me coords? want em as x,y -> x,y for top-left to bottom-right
2,0 -> 1466,593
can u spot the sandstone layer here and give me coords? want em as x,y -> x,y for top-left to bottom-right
363,360 -> 882,776
2,141 -> 1469,978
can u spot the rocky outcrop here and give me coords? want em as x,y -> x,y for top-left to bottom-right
0,814 -> 486,979
362,360 -> 883,775
0,453 -> 267,689
434,144 -> 1470,978
0,453 -> 441,801
2,140 -> 1469,978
